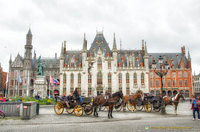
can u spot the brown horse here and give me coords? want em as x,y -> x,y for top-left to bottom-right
122,93 -> 142,112
92,91 -> 123,118
163,93 -> 185,115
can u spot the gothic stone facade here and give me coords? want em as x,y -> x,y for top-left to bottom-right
59,32 -> 149,97
8,29 -> 192,98
8,29 -> 59,97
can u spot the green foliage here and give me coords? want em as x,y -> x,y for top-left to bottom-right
8,96 -> 55,105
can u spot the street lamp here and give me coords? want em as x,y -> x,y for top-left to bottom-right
152,55 -> 169,114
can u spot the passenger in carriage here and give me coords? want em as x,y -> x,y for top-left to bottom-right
105,90 -> 111,99
62,94 -> 70,108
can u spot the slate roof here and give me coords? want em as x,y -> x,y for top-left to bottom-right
88,32 -> 112,57
117,50 -> 144,67
32,58 -> 59,69
64,51 -> 82,68
148,53 -> 189,69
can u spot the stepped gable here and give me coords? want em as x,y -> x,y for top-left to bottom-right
64,50 -> 82,68
149,53 -> 188,68
88,32 -> 112,57
117,50 -> 144,67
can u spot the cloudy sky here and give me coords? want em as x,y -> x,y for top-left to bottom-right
0,0 -> 200,73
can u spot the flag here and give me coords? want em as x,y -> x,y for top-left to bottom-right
6,73 -> 8,84
53,79 -> 59,85
17,71 -> 22,83
50,76 -> 54,85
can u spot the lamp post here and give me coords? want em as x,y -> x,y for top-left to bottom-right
152,55 -> 169,114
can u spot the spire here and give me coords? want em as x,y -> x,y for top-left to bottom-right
64,41 -> 66,54
60,43 -> 64,59
34,50 -> 36,60
142,40 -> 144,51
144,41 -> 148,55
112,33 -> 117,52
27,28 -> 32,35
9,54 -> 12,62
82,33 -> 87,51
188,50 -> 191,60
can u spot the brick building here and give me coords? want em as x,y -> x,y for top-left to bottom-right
148,46 -> 192,98
0,64 -> 7,97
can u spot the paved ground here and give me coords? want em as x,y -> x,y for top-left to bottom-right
0,101 -> 200,132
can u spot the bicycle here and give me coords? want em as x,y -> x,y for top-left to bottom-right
0,110 -> 5,118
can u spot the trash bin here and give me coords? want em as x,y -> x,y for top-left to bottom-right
36,103 -> 40,115
21,101 -> 37,120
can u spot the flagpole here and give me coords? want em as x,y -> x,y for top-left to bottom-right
49,76 -> 50,98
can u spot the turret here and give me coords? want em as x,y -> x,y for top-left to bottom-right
188,50 -> 191,69
112,33 -> 117,52
82,33 -> 87,52
142,40 -> 144,52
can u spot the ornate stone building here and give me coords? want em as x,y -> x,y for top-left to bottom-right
8,29 -> 60,97
59,31 -> 149,97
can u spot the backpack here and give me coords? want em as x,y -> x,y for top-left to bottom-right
193,100 -> 198,108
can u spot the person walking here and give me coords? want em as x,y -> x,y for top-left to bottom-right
191,96 -> 200,120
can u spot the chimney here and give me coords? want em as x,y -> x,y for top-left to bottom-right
181,46 -> 185,55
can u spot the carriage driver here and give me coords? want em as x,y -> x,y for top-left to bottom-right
73,88 -> 80,101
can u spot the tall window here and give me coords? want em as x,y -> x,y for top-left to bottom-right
108,72 -> 112,84
108,61 -> 111,69
70,73 -> 74,93
167,80 -> 171,87
126,73 -> 130,95
88,72 -> 92,84
97,72 -> 102,85
167,72 -> 170,78
118,73 -> 122,91
78,73 -> 81,93
156,80 -> 159,87
141,73 -> 144,85
108,72 -> 112,93
150,72 -> 153,78
179,80 -> 183,87
184,72 -> 188,77
97,57 -> 102,70
134,73 -> 137,85
173,80 -> 176,87
63,73 -> 66,95
172,72 -> 176,78
88,73 -> 92,96
150,80 -> 154,87
184,80 -> 188,87
179,72 -> 182,78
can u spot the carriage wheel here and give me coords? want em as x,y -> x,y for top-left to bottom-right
154,108 -> 161,112
74,105 -> 83,117
115,105 -> 122,112
54,102 -> 64,115
144,102 -> 152,112
66,108 -> 74,114
84,104 -> 93,115
127,101 -> 135,112
136,105 -> 143,111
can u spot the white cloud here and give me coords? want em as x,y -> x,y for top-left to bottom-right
0,0 -> 200,73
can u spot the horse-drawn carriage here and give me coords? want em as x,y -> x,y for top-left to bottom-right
54,96 -> 93,117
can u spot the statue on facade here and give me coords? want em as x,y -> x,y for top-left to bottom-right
37,56 -> 44,76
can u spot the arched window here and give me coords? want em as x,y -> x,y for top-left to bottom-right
97,72 -> 102,85
185,90 -> 189,97
126,73 -> 130,95
156,90 -> 160,96
141,73 -> 144,85
63,73 -> 66,95
78,73 -> 81,94
70,73 -> 74,93
134,73 -> 137,85
126,73 -> 129,83
108,72 -> 112,84
108,72 -> 112,93
150,90 -> 154,95
118,73 -> 122,91
97,57 -> 102,70
88,72 -> 92,84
